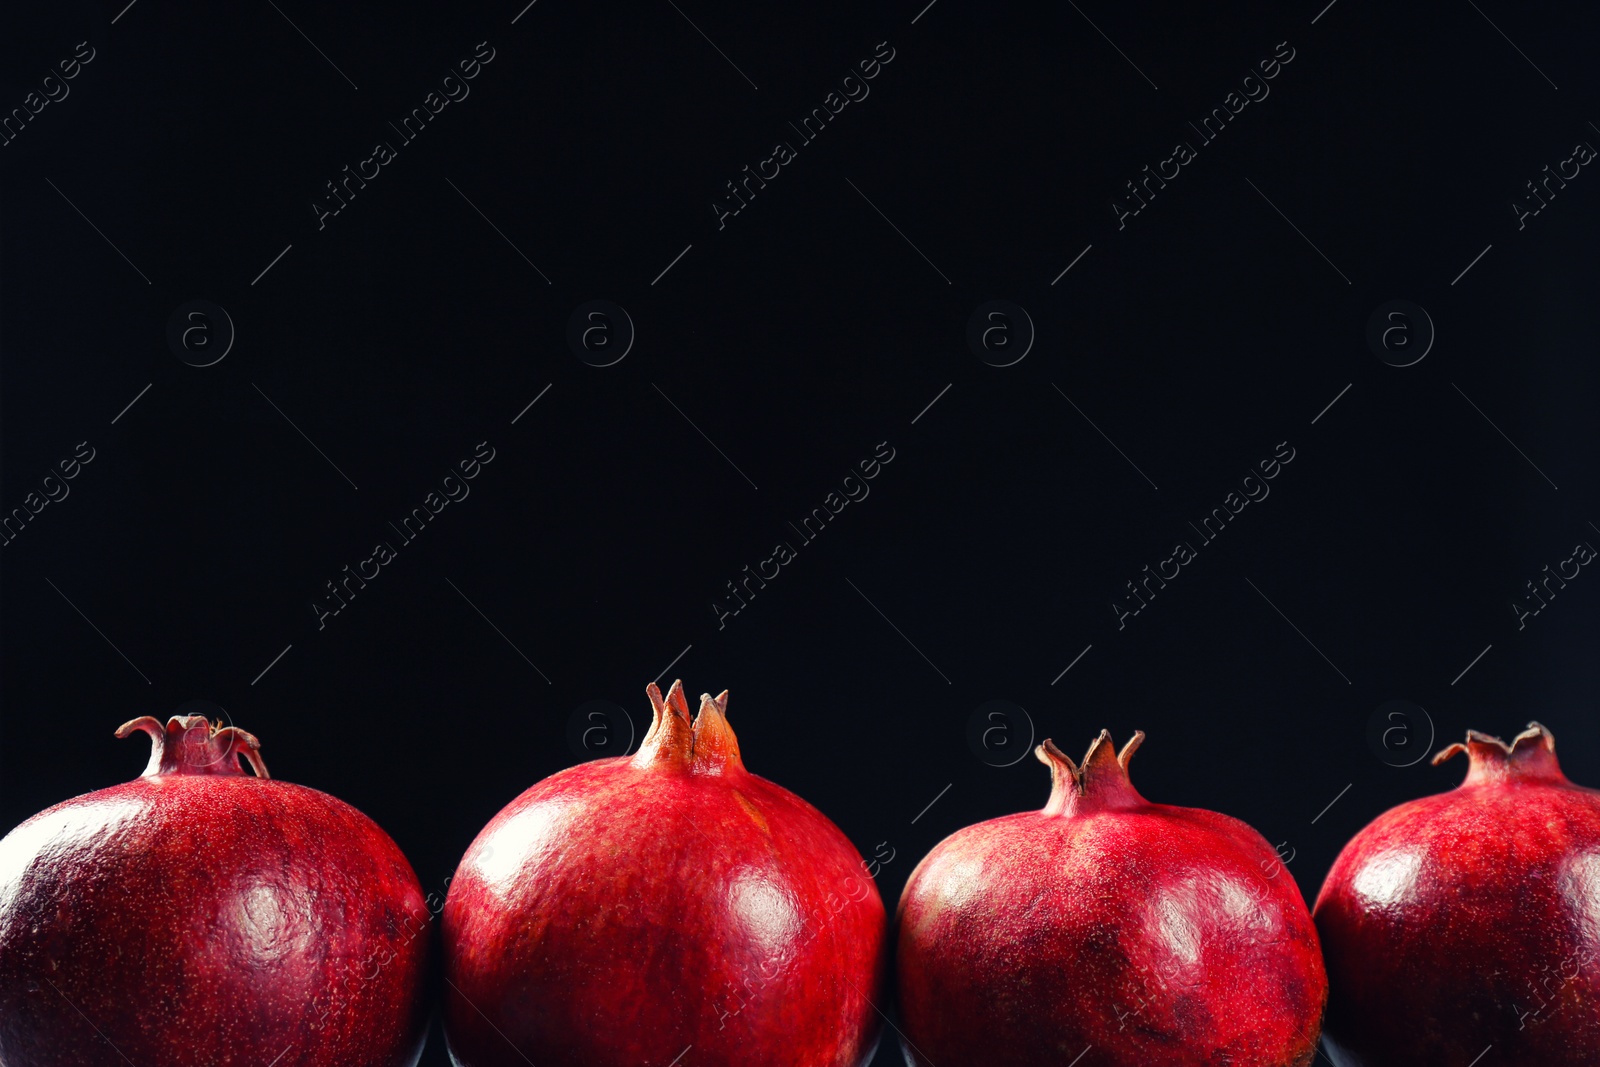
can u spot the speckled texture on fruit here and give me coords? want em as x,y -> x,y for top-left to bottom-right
0,716 -> 431,1067
896,732 -> 1327,1067
1315,723 -> 1600,1067
441,681 -> 888,1067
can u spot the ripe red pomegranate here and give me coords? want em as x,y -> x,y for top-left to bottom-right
442,680 -> 888,1067
1315,722 -> 1600,1066
896,731 -> 1327,1067
0,714 -> 431,1067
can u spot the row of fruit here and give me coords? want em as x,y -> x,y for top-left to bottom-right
0,680 -> 1595,1066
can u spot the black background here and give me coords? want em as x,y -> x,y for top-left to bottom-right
3,1 -> 1598,1063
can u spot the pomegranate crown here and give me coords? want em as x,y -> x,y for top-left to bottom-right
633,679 -> 744,775
116,715 -> 269,779
1035,730 -> 1148,816
1432,721 -> 1568,786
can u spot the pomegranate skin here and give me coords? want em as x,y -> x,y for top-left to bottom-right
1315,722 -> 1600,1067
896,732 -> 1327,1067
0,716 -> 431,1067
441,681 -> 888,1067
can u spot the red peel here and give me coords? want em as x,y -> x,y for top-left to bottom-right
442,680 -> 888,1067
897,730 -> 1327,1067
0,713 -> 430,1067
1315,722 -> 1600,1066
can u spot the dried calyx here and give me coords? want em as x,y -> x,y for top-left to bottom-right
117,715 -> 269,778
633,679 -> 745,775
1035,730 -> 1148,816
1433,721 -> 1568,786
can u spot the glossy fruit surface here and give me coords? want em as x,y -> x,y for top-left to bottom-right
442,680 -> 887,1067
897,731 -> 1327,1067
1315,722 -> 1600,1066
0,715 -> 431,1067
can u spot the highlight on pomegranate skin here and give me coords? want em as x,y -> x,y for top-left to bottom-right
1315,722 -> 1600,1067
0,714 -> 432,1067
441,680 -> 888,1067
896,730 -> 1328,1067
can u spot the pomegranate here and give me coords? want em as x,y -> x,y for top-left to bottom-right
1315,722 -> 1600,1066
896,731 -> 1327,1067
0,714 -> 431,1067
441,680 -> 888,1067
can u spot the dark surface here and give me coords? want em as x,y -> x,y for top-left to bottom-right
2,1 -> 1597,1063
